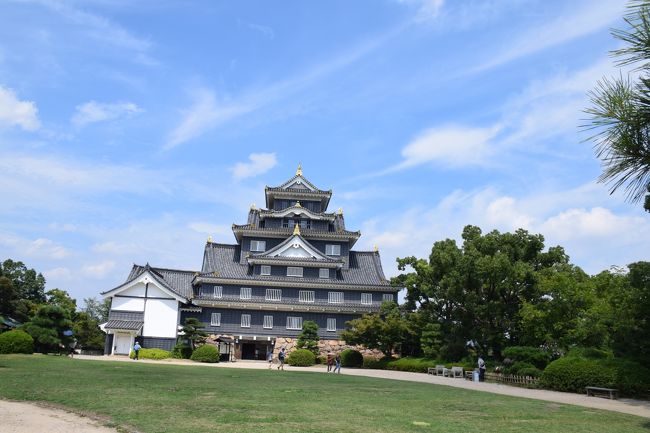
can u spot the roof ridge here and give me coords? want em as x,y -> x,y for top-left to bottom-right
132,263 -> 196,274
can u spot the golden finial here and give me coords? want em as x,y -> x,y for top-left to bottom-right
295,201 -> 302,208
337,207 -> 343,215
207,235 -> 213,243
374,244 -> 379,252
250,203 -> 256,210
293,223 -> 301,236
296,163 -> 303,176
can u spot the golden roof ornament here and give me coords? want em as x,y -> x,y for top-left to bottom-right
295,201 -> 302,208
337,207 -> 343,215
374,244 -> 379,252
207,235 -> 213,243
250,203 -> 256,210
293,223 -> 301,236
296,163 -> 303,176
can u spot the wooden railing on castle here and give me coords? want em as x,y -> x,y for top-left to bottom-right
486,372 -> 539,387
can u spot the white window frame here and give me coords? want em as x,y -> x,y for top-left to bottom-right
287,266 -> 303,277
382,293 -> 394,302
327,318 -> 336,332
319,268 -> 329,279
325,244 -> 341,256
260,265 -> 271,276
286,316 -> 303,330
265,288 -> 282,301
211,312 -> 221,326
263,315 -> 273,329
328,291 -> 344,304
241,314 -> 251,328
213,286 -> 223,299
250,240 -> 266,252
361,293 -> 372,305
299,290 -> 315,303
240,287 -> 252,300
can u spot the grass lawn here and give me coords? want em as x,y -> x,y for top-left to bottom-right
0,355 -> 647,433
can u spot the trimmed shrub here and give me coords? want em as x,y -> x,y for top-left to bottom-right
190,344 -> 219,363
340,349 -> 363,368
171,343 -> 193,359
129,348 -> 172,360
0,330 -> 34,354
287,349 -> 315,366
503,346 -> 551,370
541,356 -> 650,396
385,357 -> 438,373
316,355 -> 327,365
363,356 -> 391,369
566,347 -> 612,360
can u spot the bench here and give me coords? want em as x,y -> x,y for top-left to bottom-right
427,365 -> 446,376
448,366 -> 464,378
585,386 -> 618,399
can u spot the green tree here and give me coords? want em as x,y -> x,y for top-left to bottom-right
584,1 -> 650,211
46,289 -> 77,318
22,305 -> 74,353
296,320 -> 319,355
82,297 -> 110,322
73,312 -> 105,351
179,318 -> 207,350
0,276 -> 16,316
342,302 -> 410,357
0,259 -> 46,303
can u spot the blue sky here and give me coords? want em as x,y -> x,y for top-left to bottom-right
1,0 -> 648,304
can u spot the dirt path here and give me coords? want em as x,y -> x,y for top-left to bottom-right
0,400 -> 119,433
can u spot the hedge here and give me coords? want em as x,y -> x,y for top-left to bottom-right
363,356 -> 392,369
385,357 -> 439,373
502,346 -> 550,370
287,349 -> 315,366
340,349 -> 363,368
171,343 -> 193,359
129,348 -> 172,360
0,330 -> 34,354
190,345 -> 219,363
541,356 -> 650,396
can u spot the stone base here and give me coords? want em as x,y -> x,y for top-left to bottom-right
273,337 -> 383,359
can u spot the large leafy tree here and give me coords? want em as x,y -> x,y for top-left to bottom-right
584,1 -> 650,211
73,311 -> 106,351
82,297 -> 111,322
341,302 -> 410,357
46,289 -> 77,318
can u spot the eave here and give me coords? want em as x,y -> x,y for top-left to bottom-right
194,275 -> 398,292
192,298 -> 380,314
232,225 -> 360,246
247,257 -> 343,268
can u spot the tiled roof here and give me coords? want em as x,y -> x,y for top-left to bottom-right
104,319 -> 143,331
123,264 -> 196,299
202,242 -> 390,287
108,311 -> 144,321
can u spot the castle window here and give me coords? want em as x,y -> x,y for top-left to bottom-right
241,314 -> 251,328
382,293 -> 394,302
319,268 -> 329,279
266,289 -> 282,301
327,318 -> 336,332
326,244 -> 341,256
287,267 -> 303,277
361,293 -> 372,305
328,292 -> 344,304
299,290 -> 314,303
260,265 -> 271,276
263,315 -> 273,329
250,240 -> 266,252
211,313 -> 221,327
286,316 -> 303,330
240,287 -> 252,300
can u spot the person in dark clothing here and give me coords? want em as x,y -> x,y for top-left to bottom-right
333,353 -> 341,374
478,355 -> 486,382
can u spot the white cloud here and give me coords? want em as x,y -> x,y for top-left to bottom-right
0,85 -> 40,131
43,267 -> 72,280
396,0 -> 445,21
72,101 -> 142,127
187,222 -> 231,237
473,0 -> 624,72
81,260 -> 116,278
230,153 -> 277,181
26,238 -> 70,259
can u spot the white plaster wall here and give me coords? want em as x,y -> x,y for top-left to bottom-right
112,297 -> 145,311
120,282 -> 146,297
146,284 -> 170,298
143,299 -> 178,338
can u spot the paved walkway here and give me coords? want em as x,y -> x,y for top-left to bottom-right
74,355 -> 650,419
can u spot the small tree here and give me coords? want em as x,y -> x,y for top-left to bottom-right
22,305 -> 74,353
179,317 -> 207,350
341,302 -> 409,357
297,320 -> 319,355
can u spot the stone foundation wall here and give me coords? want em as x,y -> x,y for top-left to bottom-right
273,337 -> 383,359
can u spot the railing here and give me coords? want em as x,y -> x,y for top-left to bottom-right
486,372 -> 539,387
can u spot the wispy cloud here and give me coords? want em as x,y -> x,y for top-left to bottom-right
0,85 -> 40,131
471,0 -> 624,73
72,100 -> 142,127
231,153 -> 277,181
396,0 -> 445,22
241,20 -> 275,39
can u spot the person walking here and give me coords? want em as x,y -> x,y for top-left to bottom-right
277,348 -> 286,370
478,355 -> 486,382
133,341 -> 141,361
333,353 -> 341,374
267,349 -> 273,369
326,351 -> 334,372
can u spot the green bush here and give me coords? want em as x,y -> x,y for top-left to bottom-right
541,356 -> 650,396
439,342 -> 467,362
503,346 -> 551,369
340,349 -> 363,368
287,349 -> 315,366
363,356 -> 391,369
518,366 -> 543,378
385,357 -> 438,373
190,344 -> 219,363
171,343 -> 193,359
566,347 -> 612,360
0,330 -> 34,354
129,348 -> 172,360
316,355 -> 327,365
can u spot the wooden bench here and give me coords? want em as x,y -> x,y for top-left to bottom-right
585,386 -> 618,399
